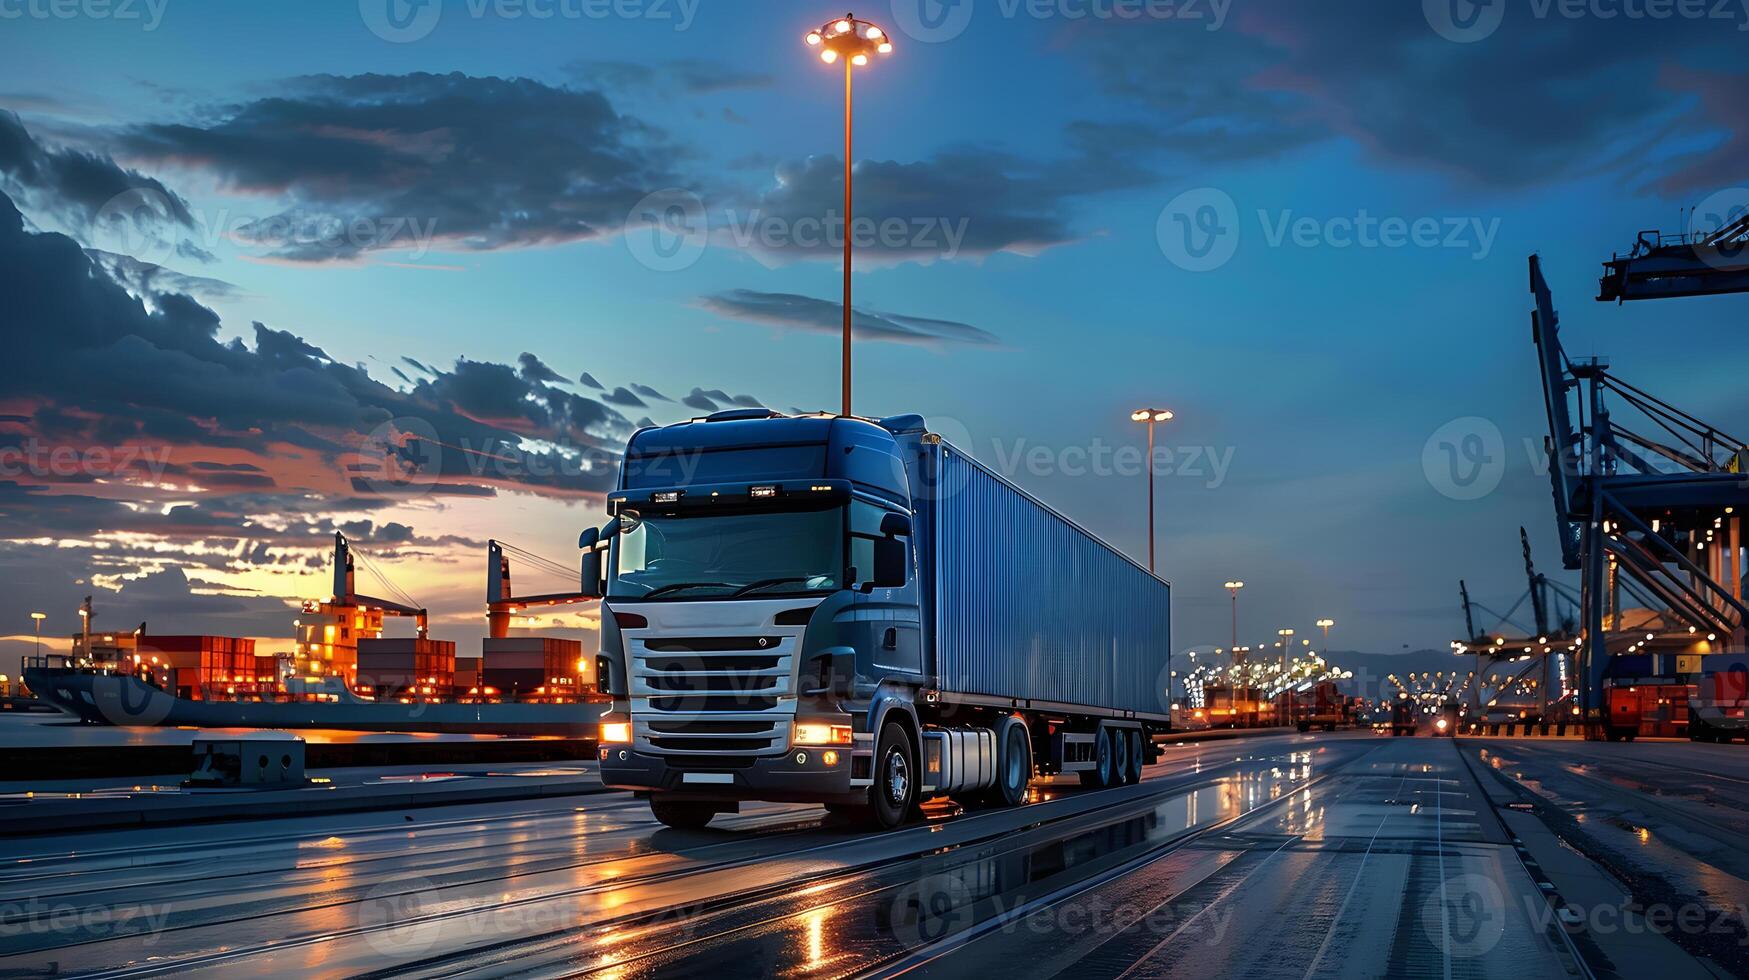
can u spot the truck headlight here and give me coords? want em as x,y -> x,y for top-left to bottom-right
600,720 -> 632,744
793,722 -> 853,746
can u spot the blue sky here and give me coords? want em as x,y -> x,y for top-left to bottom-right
2,0 -> 1747,658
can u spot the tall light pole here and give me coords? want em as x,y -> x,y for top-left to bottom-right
1129,408 -> 1174,572
1224,581 -> 1244,658
805,13 -> 893,417
1316,618 -> 1334,661
1277,627 -> 1295,725
26,612 -> 44,697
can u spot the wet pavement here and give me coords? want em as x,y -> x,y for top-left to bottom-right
0,732 -> 1689,978
1468,738 -> 1749,976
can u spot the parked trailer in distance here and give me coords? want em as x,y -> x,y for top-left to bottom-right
585,412 -> 1173,829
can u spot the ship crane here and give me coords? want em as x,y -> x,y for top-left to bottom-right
1598,208 -> 1749,302
331,532 -> 428,637
486,539 -> 598,639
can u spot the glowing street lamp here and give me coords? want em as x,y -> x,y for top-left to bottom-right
804,13 -> 894,417
25,612 -> 45,695
1129,408 -> 1174,572
1277,628 -> 1295,724
1224,581 -> 1244,658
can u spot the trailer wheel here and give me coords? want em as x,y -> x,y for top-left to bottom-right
985,717 -> 1031,807
1124,730 -> 1144,784
1080,728 -> 1114,788
869,722 -> 918,829
649,799 -> 716,830
1110,727 -> 1130,786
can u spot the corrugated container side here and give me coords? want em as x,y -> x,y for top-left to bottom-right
928,443 -> 1171,717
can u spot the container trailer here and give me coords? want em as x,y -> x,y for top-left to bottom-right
586,411 -> 1174,829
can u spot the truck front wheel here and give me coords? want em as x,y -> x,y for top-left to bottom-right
870,722 -> 919,830
650,799 -> 717,830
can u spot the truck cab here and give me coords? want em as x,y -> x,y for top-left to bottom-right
589,411 -> 926,829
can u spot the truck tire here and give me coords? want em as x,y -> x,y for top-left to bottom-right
1124,730 -> 1144,784
870,721 -> 918,829
650,799 -> 716,829
985,717 -> 1031,807
1110,727 -> 1130,786
1080,728 -> 1114,788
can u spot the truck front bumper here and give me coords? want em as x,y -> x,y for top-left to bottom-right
598,745 -> 866,805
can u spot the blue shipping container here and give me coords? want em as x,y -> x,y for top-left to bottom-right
923,441 -> 1173,717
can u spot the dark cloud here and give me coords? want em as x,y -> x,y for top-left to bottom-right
578,371 -> 604,389
698,289 -> 1000,348
0,183 -> 630,517
738,149 -> 1115,263
0,109 -> 196,234
401,356 -> 437,377
630,383 -> 671,402
114,72 -> 686,261
1073,4 -> 1749,191
682,389 -> 719,412
517,351 -> 569,385
85,249 -> 240,302
602,386 -> 647,408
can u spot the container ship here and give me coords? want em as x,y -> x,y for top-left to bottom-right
22,534 -> 607,736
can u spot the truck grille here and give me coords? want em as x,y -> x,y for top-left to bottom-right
628,628 -> 799,758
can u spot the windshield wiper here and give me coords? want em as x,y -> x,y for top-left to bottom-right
638,581 -> 731,600
730,576 -> 823,597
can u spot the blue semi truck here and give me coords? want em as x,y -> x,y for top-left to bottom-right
579,410 -> 1173,829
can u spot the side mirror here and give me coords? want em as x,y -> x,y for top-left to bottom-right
879,512 -> 912,538
872,536 -> 907,588
577,526 -> 605,599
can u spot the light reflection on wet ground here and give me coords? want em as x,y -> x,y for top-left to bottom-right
1472,739 -> 1749,961
0,734 -> 1590,980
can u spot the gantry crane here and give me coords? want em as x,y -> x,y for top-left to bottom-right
1453,529 -> 1581,720
1531,253 -> 1749,737
1598,209 -> 1749,302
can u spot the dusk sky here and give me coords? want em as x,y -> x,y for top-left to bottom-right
3,0 -> 1748,662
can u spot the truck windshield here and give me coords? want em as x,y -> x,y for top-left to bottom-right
609,506 -> 843,600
